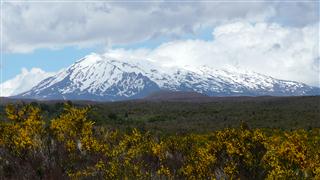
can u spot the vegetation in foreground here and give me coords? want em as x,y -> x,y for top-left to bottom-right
0,104 -> 319,179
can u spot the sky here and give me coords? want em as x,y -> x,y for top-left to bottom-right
0,1 -> 319,96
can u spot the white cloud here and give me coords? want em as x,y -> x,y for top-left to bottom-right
103,21 -> 319,86
2,1 -> 318,53
0,68 -> 55,97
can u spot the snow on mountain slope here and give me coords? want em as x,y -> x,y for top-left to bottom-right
16,53 -> 320,101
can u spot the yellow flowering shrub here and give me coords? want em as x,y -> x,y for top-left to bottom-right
263,129 -> 320,179
0,104 -> 45,154
211,124 -> 268,179
0,104 -> 319,179
50,104 -> 105,153
180,135 -> 217,179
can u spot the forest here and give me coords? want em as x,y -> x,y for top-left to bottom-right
0,96 -> 319,179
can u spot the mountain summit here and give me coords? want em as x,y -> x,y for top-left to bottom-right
16,53 -> 320,101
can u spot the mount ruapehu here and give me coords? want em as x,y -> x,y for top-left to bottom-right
13,53 -> 320,101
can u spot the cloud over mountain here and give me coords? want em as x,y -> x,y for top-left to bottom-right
103,21 -> 319,86
0,68 -> 55,97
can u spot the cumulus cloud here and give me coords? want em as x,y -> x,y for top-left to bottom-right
2,1 -> 318,53
0,68 -> 55,97
102,21 -> 319,86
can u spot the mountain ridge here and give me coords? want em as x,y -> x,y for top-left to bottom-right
15,53 -> 320,101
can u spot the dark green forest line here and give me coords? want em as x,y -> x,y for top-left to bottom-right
1,96 -> 319,134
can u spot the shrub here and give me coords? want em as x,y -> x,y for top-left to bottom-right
0,104 -> 319,179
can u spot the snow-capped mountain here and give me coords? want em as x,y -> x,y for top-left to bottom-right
16,53 -> 320,101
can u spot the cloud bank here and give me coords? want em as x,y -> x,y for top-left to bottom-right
2,1 -> 319,53
0,68 -> 55,96
103,21 -> 319,86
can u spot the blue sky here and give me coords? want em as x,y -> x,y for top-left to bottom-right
1,1 -> 319,91
3,47 -> 97,81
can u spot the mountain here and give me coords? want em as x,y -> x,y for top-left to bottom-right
15,53 -> 320,101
